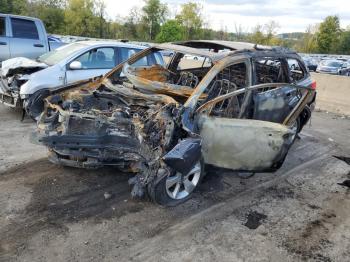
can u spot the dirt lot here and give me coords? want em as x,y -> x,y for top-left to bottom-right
0,104 -> 350,262
311,72 -> 350,116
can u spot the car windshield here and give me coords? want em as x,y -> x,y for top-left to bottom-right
37,43 -> 87,66
323,60 -> 343,67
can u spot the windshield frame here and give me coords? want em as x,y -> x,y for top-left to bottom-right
37,42 -> 88,66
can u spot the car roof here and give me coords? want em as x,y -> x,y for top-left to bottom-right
174,40 -> 271,51
73,40 -> 147,50
155,40 -> 298,62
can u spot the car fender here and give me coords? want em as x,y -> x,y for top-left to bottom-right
19,65 -> 65,96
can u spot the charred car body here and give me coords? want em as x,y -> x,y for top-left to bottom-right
34,40 -> 316,206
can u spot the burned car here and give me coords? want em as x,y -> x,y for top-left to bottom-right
34,41 -> 316,206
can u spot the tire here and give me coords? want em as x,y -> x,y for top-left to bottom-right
147,159 -> 204,206
24,89 -> 50,121
289,117 -> 301,143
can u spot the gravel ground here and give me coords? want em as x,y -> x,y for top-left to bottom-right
0,104 -> 349,262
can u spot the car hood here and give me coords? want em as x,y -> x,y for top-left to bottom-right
1,57 -> 48,78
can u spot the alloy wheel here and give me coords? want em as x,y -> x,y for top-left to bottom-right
165,162 -> 201,200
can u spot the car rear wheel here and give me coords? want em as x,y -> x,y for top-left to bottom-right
148,159 -> 204,206
289,117 -> 301,142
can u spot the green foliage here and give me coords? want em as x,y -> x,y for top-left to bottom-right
316,16 -> 340,53
176,2 -> 203,40
335,30 -> 350,55
1,0 -> 349,55
249,22 -> 282,46
0,0 -> 27,14
141,0 -> 167,40
156,20 -> 184,43
25,0 -> 66,34
64,0 -> 98,37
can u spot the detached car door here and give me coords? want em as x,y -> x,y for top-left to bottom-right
195,59 -> 295,172
65,47 -> 117,84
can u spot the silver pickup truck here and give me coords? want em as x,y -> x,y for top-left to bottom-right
0,14 -> 65,62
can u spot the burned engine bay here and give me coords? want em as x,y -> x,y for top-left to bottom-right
34,43 -> 315,202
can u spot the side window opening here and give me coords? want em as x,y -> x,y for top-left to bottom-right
11,18 -> 39,40
122,50 -> 213,91
287,58 -> 305,82
254,58 -> 286,85
0,17 -> 5,37
75,47 -> 116,69
165,52 -> 213,88
251,57 -> 304,123
178,55 -> 212,70
120,47 -> 162,67
200,62 -> 248,118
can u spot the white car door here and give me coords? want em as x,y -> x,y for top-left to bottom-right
65,47 -> 117,84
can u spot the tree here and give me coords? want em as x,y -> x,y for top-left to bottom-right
25,0 -> 66,34
123,7 -> 141,40
141,0 -> 167,41
335,30 -> 350,54
156,19 -> 184,43
64,0 -> 98,37
298,24 -> 318,53
250,24 -> 265,44
316,16 -> 340,53
0,0 -> 27,14
95,0 -> 106,38
264,20 -> 280,44
176,2 -> 203,40
249,21 -> 282,46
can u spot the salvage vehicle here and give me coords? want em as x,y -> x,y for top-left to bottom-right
338,62 -> 350,76
0,14 -> 65,62
34,40 -> 316,206
0,41 -> 163,119
316,59 -> 344,74
302,57 -> 318,72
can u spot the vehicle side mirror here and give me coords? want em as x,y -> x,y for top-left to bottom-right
69,61 -> 82,70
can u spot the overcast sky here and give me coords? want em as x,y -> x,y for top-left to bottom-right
104,0 -> 350,33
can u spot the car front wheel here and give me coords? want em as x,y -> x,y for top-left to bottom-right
148,159 -> 204,206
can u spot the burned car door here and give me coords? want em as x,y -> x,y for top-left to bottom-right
195,59 -> 295,172
198,116 -> 294,171
251,57 -> 308,125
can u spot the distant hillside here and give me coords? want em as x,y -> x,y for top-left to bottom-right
277,32 -> 306,40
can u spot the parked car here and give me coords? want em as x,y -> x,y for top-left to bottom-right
34,40 -> 316,206
338,62 -> 350,76
303,57 -> 318,72
316,59 -> 344,74
0,41 -> 164,119
0,14 -> 66,62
